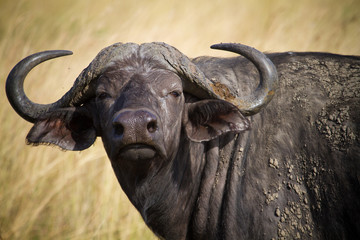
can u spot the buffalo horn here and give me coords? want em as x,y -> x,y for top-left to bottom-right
209,43 -> 278,115
6,50 -> 74,123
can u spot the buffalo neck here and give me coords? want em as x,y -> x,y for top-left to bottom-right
112,130 -> 250,239
188,131 -> 251,239
111,135 -> 206,239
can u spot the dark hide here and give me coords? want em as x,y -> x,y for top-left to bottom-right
26,50 -> 360,239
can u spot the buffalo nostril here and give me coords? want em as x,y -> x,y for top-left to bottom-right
147,120 -> 157,133
113,123 -> 124,136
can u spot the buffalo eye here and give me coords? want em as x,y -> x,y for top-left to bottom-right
169,91 -> 181,98
96,92 -> 111,100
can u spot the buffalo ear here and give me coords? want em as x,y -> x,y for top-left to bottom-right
184,99 -> 250,142
26,107 -> 97,151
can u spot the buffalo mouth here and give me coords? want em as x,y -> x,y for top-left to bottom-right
118,143 -> 159,161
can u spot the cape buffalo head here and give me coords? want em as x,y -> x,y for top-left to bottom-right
6,41 -> 277,200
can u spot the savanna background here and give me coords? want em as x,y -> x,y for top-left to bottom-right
0,0 -> 359,239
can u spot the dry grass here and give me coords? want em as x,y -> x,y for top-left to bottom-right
0,0 -> 359,239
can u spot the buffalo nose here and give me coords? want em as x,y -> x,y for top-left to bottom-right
112,109 -> 158,137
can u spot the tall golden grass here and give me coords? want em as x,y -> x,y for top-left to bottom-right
1,0 -> 359,239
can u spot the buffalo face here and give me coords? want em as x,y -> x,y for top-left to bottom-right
96,58 -> 185,177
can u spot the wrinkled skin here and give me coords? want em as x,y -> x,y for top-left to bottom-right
18,50 -> 360,239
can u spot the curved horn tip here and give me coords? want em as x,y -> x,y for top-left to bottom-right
59,50 -> 73,56
210,43 -> 226,50
210,43 -> 248,50
41,50 -> 73,57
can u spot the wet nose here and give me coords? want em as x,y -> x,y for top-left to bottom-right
112,109 -> 158,137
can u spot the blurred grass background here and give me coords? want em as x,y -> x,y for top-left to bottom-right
0,0 -> 359,239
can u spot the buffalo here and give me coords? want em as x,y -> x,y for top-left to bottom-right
6,42 -> 360,239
